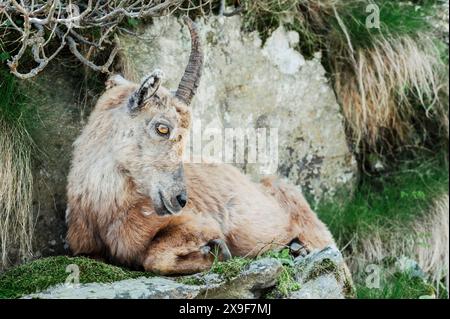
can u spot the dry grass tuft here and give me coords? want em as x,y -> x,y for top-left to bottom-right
0,119 -> 34,270
0,67 -> 35,270
332,35 -> 446,149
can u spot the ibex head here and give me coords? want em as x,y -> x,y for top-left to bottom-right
102,17 -> 202,216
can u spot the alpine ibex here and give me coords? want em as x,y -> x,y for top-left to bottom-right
66,17 -> 335,275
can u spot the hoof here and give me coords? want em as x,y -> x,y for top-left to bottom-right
289,239 -> 310,257
201,239 -> 232,261
200,245 -> 211,256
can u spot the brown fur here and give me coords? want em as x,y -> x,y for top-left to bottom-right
66,75 -> 336,275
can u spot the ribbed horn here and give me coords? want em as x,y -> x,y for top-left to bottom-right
175,16 -> 203,106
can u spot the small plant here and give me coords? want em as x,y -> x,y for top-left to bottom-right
263,248 -> 301,297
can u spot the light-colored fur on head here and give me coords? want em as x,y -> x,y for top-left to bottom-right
67,73 -> 191,222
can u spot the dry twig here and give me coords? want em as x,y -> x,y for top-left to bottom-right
0,0 -> 191,78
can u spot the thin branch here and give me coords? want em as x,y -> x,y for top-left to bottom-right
0,0 -> 208,78
67,34 -> 118,73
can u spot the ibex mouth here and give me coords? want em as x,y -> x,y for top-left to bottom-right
158,191 -> 182,216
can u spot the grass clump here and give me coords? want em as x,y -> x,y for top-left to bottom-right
0,67 -> 36,270
176,275 -> 206,286
357,272 -> 440,299
0,256 -> 153,299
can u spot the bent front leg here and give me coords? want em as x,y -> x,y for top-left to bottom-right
143,220 -> 230,275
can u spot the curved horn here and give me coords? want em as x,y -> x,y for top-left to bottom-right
175,16 -> 203,106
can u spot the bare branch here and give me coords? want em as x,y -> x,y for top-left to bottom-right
67,34 -> 118,73
0,0 -> 210,78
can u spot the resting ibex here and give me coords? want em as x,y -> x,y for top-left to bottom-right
66,17 -> 335,275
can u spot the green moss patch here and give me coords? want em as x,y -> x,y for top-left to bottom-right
209,257 -> 252,281
0,256 -> 153,299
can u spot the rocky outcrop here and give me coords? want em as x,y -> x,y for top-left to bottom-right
25,246 -> 354,299
26,65 -> 89,260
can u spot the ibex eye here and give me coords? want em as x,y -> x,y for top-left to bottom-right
155,123 -> 170,137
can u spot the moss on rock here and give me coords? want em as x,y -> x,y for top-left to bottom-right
0,256 -> 153,299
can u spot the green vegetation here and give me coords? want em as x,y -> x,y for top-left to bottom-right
357,273 -> 438,299
0,67 -> 36,128
262,248 -> 301,297
0,256 -> 153,299
318,156 -> 448,242
273,266 -> 301,298
241,0 -> 437,55
175,275 -> 206,286
317,154 -> 449,299
209,256 -> 252,281
320,156 -> 447,234
328,0 -> 436,49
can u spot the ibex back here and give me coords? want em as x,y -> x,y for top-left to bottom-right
66,17 -> 336,275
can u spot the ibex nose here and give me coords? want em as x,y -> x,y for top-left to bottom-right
176,192 -> 187,208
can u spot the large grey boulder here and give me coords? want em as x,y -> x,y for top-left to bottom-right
119,15 -> 357,201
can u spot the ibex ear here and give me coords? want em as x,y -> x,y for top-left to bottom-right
128,69 -> 164,113
106,74 -> 132,90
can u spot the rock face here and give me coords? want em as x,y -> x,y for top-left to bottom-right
26,64 -> 90,260
119,15 -> 357,201
26,246 -> 354,299
26,277 -> 202,299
